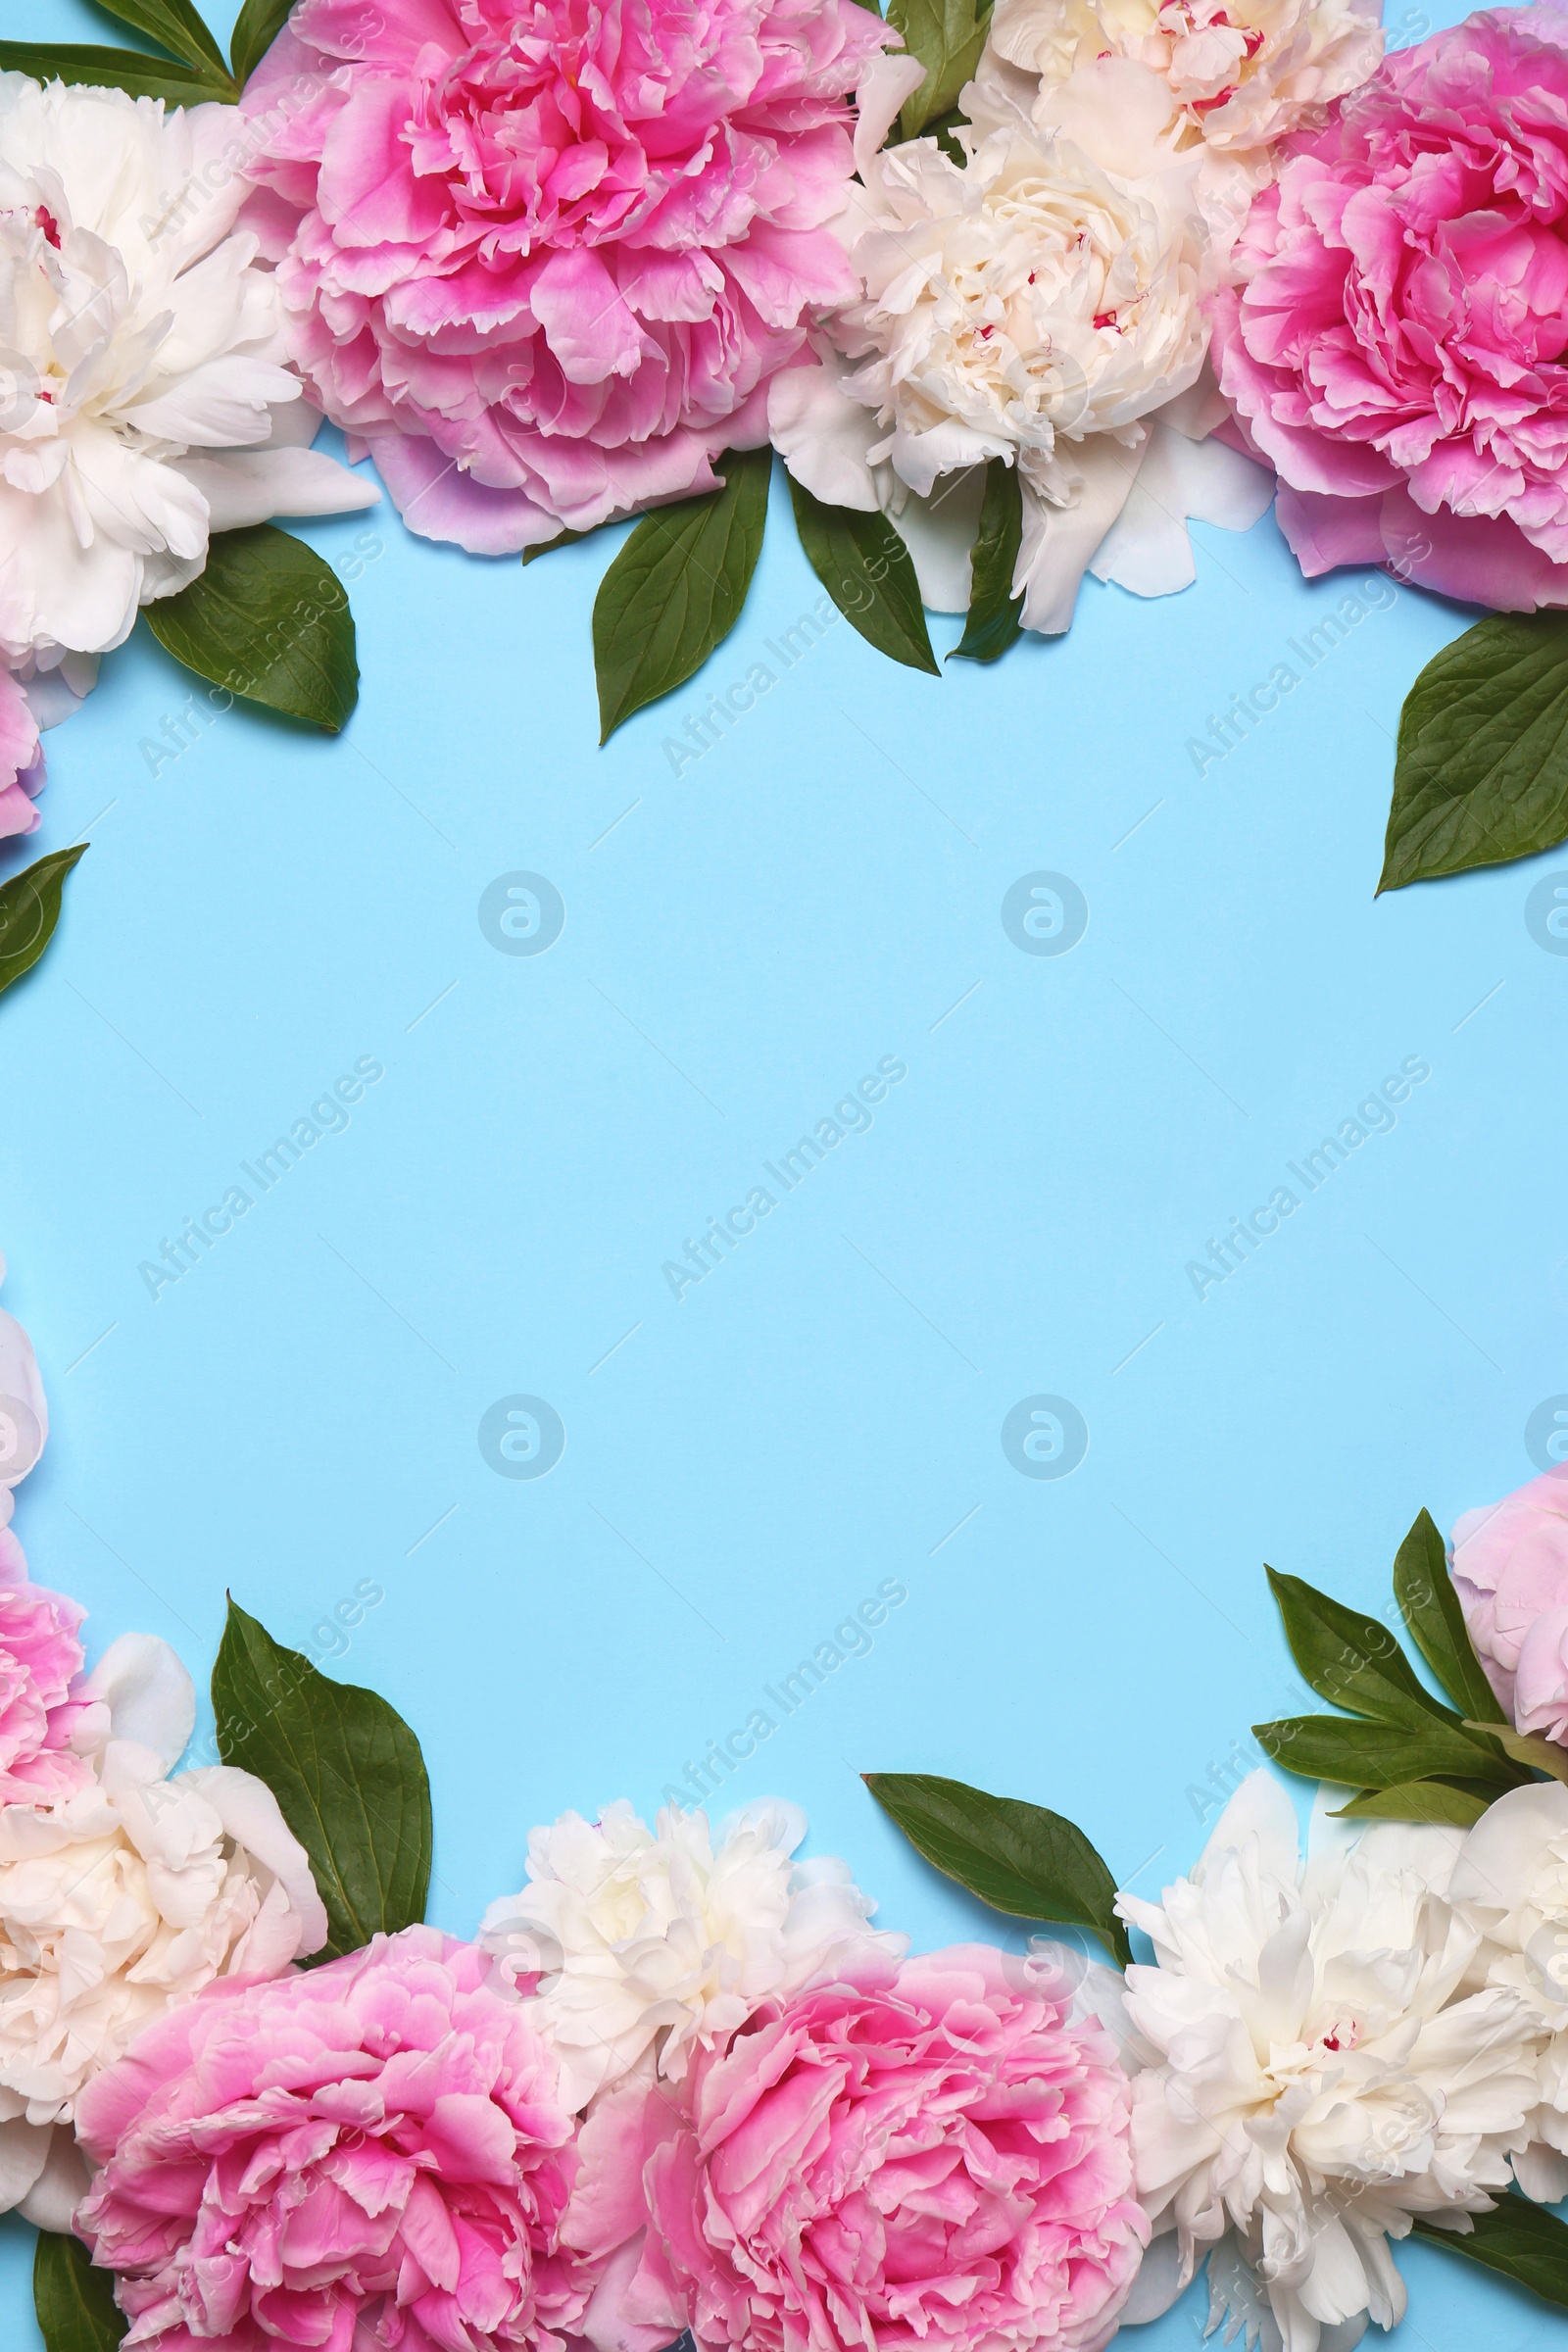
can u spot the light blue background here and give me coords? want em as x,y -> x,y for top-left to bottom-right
3,0 -> 1564,2341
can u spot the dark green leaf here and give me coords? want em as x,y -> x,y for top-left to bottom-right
1253,1713 -> 1524,1790
886,0 -> 990,137
864,1772 -> 1131,1966
1265,1566 -> 1459,1731
1468,1720 -> 1568,1788
592,447 -> 770,743
1414,2198 -> 1568,2311
1331,1780 -> 1492,1827
1394,1507 -> 1507,1725
1382,613 -> 1568,890
950,459 -> 1023,664
34,2230 -> 124,2352
213,1599 -> 431,1961
228,0 -> 292,83
87,0 -> 231,82
521,528 -> 590,567
0,844 -> 86,1001
0,39 -> 215,99
145,524 -> 358,731
788,477 -> 940,676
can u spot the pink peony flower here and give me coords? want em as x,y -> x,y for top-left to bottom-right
241,0 -> 894,554
566,1944 -> 1149,2352
0,671 -> 42,842
1452,1466 -> 1568,1741
0,1531 -> 97,1806
1209,11 -> 1568,608
74,1925 -> 599,2352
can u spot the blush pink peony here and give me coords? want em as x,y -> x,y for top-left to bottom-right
241,0 -> 894,554
0,1532 -> 96,1806
565,1944 -> 1148,2352
74,1925 -> 598,2352
1452,1465 -> 1568,1741
1210,10 -> 1568,607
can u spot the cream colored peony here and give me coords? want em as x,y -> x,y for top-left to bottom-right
771,56 -> 1272,634
1450,1782 -> 1568,2204
0,73 -> 376,672
0,1632 -> 326,2230
981,0 -> 1382,160
478,1796 -> 906,2112
1117,1774 -> 1543,2352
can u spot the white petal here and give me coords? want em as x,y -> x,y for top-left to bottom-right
177,1763 -> 329,1957
1198,1767 -> 1299,1884
1090,418 -> 1273,599
891,466 -> 986,612
172,447 -> 380,533
0,2117 -> 49,2213
16,2124 -> 89,2230
767,359 -> 881,513
1118,2226 -> 1188,2325
0,1302 -> 46,1493
1014,435 -> 1144,634
77,1633 -> 195,1771
853,53 -> 929,180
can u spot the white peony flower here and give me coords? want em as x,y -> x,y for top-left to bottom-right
772,56 -> 1272,634
980,0 -> 1382,162
0,1630 -> 326,2230
1117,1774 -> 1543,2352
477,1796 -> 906,2112
1450,1781 -> 1568,2204
0,73 -> 376,670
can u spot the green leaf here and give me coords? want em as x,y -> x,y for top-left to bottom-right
1252,1713 -> 1523,1790
87,0 -> 231,82
1394,1507 -> 1507,1725
0,844 -> 86,1002
864,1772 -> 1131,1967
34,2230 -> 124,2352
213,1599 -> 431,1961
228,0 -> 292,83
788,477 -> 940,676
1331,1780 -> 1492,1827
521,528 -> 590,567
1381,612 -> 1568,890
145,524 -> 358,731
886,0 -> 991,137
592,446 -> 770,743
0,39 -> 216,99
1414,2198 -> 1568,2311
950,459 -> 1023,664
1265,1566 -> 1459,1731
1466,1720 -> 1568,1788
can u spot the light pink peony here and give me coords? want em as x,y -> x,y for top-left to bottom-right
74,1925 -> 598,2352
1210,11 -> 1568,608
0,1531 -> 97,1805
0,672 -> 42,842
241,0 -> 894,554
1452,1466 -> 1568,1741
566,1944 -> 1149,2352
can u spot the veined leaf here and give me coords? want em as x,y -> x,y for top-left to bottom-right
887,0 -> 991,138
950,459 -> 1023,664
34,2230 -> 124,2352
521,528 -> 591,566
1265,1566 -> 1461,1731
1331,1780 -> 1492,1827
864,1772 -> 1130,1967
0,38 -> 216,99
1468,1720 -> 1568,1788
145,524 -> 358,731
229,0 -> 293,83
1394,1507 -> 1507,1725
1252,1713 -> 1523,1790
213,1600 -> 431,1961
788,478 -> 939,675
1414,2199 -> 1568,2310
0,844 -> 86,1001
592,446 -> 770,742
1382,612 -> 1568,890
89,0 -> 231,81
